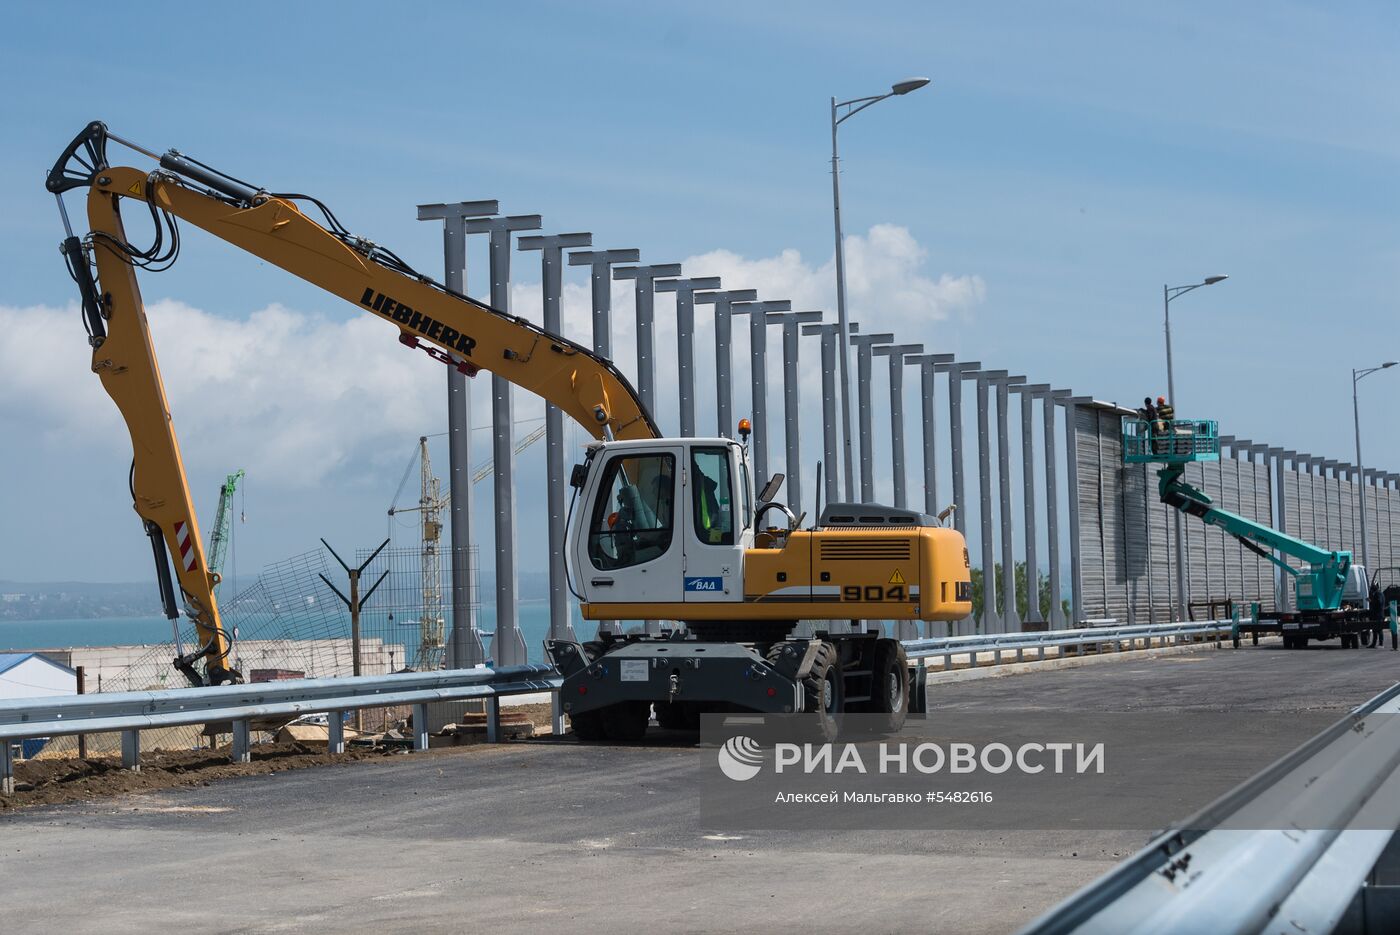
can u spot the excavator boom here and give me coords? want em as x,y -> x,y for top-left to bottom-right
48,121 -> 658,684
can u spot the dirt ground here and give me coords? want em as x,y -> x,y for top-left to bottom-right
2,702 -> 560,812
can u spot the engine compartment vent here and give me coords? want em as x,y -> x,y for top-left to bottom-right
819,538 -> 913,562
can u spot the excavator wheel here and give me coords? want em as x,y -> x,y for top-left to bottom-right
800,641 -> 844,743
655,701 -> 701,732
866,640 -> 910,734
569,709 -> 607,742
601,700 -> 651,742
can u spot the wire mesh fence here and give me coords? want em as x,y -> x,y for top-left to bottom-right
355,545 -> 480,672
40,548 -> 424,756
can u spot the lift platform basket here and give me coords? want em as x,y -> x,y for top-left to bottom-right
1122,419 -> 1220,464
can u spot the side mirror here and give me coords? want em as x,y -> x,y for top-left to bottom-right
569,463 -> 589,489
757,473 -> 785,504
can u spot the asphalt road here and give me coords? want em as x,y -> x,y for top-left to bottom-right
3,641 -> 1397,935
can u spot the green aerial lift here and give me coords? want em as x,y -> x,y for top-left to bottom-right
1123,420 -> 1396,650
207,469 -> 244,593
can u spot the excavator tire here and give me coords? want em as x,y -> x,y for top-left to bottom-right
569,709 -> 607,742
800,641 -> 844,743
601,700 -> 651,742
655,701 -> 701,731
866,640 -> 910,734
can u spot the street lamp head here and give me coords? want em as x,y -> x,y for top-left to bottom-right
1383,361 -> 1398,369
891,77 -> 931,95
1203,275 -> 1228,285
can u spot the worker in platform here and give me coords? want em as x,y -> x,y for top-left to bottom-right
1138,397 -> 1158,456
1154,396 -> 1175,454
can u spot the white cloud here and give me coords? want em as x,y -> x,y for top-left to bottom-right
4,221 -> 984,479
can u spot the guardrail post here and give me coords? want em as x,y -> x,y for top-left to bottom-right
2,739 -> 13,794
413,703 -> 430,752
121,729 -> 140,772
231,720 -> 250,764
486,697 -> 501,743
1390,601 -> 1397,651
328,712 -> 345,755
1231,607 -> 1241,649
1251,602 -> 1261,645
551,690 -> 566,737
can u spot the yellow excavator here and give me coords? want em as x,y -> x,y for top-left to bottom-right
47,121 -> 972,739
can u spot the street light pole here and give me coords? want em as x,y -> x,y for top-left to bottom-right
1353,361 -> 1397,573
1161,274 -> 1227,621
1162,275 -> 1228,411
830,76 -> 930,503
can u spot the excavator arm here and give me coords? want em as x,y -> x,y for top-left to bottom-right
48,121 -> 659,685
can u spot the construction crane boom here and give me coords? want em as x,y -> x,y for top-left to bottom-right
207,469 -> 244,590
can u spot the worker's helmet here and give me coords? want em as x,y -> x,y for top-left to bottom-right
1144,397 -> 1152,406
1157,396 -> 1166,405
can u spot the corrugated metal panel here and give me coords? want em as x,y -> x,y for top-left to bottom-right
1218,459 -> 1242,601
1339,478 -> 1356,558
1250,460 -> 1275,609
1099,411 -> 1129,623
1074,406 -> 1105,618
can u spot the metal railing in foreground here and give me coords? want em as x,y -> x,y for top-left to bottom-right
0,664 -> 559,793
1,618 -> 1247,795
1019,680 -> 1400,935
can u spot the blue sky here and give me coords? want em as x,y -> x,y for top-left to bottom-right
2,1 -> 1397,585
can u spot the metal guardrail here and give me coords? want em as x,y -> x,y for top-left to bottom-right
0,664 -> 559,793
1019,680 -> 1400,934
903,619 -> 1237,669
1,620 -> 1243,795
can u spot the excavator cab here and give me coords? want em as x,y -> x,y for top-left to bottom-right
570,438 -> 753,606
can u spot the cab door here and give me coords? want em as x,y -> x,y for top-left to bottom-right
682,443 -> 748,603
576,447 -> 685,604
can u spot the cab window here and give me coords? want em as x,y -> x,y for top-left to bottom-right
690,447 -> 735,546
587,454 -> 676,570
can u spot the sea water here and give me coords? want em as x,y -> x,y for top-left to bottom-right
0,603 -> 593,666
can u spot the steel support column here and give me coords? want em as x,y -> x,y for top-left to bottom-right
935,362 -> 981,539
769,311 -> 824,516
568,249 -> 641,363
518,232 -> 593,643
614,263 -> 684,417
416,200 -> 498,668
994,374 -> 1026,630
568,248 -> 639,638
872,344 -> 923,508
1012,384 -> 1050,627
732,300 -> 793,492
656,277 -> 722,437
802,322 -> 859,510
695,290 -> 758,438
849,332 -> 895,504
1063,396 -> 1093,626
907,354 -> 955,516
1045,391 -> 1071,628
463,214 -> 541,667
971,370 -> 1007,632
